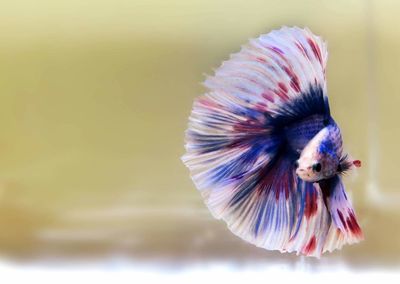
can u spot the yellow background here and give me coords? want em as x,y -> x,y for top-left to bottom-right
0,0 -> 398,266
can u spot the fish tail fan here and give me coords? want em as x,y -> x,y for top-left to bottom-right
208,150 -> 299,253
182,89 -> 282,217
186,137 -> 334,257
319,176 -> 364,252
208,153 -> 335,258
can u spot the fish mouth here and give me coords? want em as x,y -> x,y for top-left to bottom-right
296,168 -> 315,182
295,167 -> 306,176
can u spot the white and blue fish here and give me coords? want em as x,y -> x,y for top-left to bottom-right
182,27 -> 363,257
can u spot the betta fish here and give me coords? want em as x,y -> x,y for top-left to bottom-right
182,27 -> 363,257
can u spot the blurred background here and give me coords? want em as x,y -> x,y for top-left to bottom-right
0,0 -> 399,278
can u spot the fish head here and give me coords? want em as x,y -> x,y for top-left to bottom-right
295,126 -> 341,182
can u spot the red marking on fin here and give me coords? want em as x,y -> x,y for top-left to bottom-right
261,91 -> 274,102
257,57 -> 266,63
282,66 -> 301,93
290,77 -> 301,92
273,171 -> 290,200
278,82 -> 288,94
198,98 -> 219,109
346,210 -> 363,237
272,46 -> 284,54
353,160 -> 361,168
303,236 -> 316,255
255,102 -> 268,111
232,118 -> 265,134
274,89 -> 289,100
305,188 -> 318,219
295,42 -> 307,57
282,66 -> 294,78
307,38 -> 322,64
256,157 -> 292,201
337,209 -> 347,229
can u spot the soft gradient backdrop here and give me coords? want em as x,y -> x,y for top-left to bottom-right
0,0 -> 399,272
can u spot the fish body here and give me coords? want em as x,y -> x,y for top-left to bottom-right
182,27 -> 363,257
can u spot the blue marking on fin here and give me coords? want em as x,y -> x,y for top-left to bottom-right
290,179 -> 310,240
208,138 -> 279,185
267,84 -> 330,130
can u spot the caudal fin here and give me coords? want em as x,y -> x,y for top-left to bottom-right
319,175 -> 364,252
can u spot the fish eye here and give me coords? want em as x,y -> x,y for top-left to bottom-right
312,163 -> 322,172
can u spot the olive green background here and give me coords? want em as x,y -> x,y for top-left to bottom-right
0,0 -> 398,267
